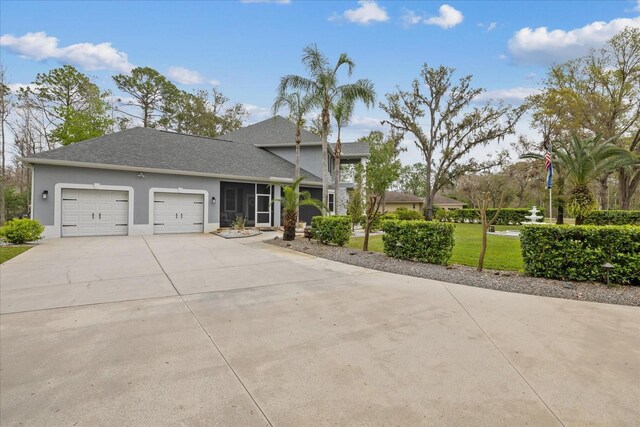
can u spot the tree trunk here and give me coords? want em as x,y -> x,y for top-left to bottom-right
575,215 -> 584,225
477,223 -> 488,272
362,222 -> 371,251
618,168 -> 640,210
321,107 -> 330,214
282,210 -> 296,241
334,128 -> 341,215
598,174 -> 609,210
295,127 -> 301,224
556,204 -> 564,225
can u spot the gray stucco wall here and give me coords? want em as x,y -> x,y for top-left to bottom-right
266,146 -> 331,181
32,164 -> 221,226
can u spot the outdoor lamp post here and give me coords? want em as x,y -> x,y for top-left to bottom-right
602,262 -> 614,286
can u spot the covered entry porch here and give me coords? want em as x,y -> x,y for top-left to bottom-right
220,182 -> 278,228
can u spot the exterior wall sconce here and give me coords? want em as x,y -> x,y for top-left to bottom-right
137,172 -> 145,178
42,190 -> 48,199
211,196 -> 216,204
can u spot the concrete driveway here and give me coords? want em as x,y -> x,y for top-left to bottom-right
1,234 -> 638,426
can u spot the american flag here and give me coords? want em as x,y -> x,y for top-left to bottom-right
544,149 -> 553,189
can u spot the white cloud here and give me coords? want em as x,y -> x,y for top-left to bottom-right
0,31 -> 133,72
508,17 -> 640,65
634,0 -> 640,12
425,4 -> 464,29
487,22 -> 497,32
474,87 -> 540,105
167,66 -> 219,86
401,10 -> 423,27
6,83 -> 34,93
331,1 -> 389,25
524,72 -> 537,80
245,104 -> 272,123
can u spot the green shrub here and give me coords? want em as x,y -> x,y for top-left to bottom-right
584,210 -> 640,225
395,209 -> 424,220
360,212 -> 398,231
435,209 -> 454,222
382,220 -> 455,265
449,208 -> 544,225
311,215 -> 352,246
0,218 -> 45,244
520,225 -> 640,285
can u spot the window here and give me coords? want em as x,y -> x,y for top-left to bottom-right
328,193 -> 335,213
413,204 -> 416,209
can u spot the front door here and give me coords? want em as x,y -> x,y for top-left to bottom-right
255,184 -> 271,227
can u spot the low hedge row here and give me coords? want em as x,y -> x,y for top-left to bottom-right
584,210 -> 640,225
520,225 -> 640,285
436,208 -> 544,225
394,208 -> 424,221
382,220 -> 455,265
311,215 -> 352,246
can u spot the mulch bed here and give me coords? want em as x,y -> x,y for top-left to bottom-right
267,237 -> 640,307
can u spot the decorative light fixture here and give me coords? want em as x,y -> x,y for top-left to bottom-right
137,172 -> 145,178
602,262 -> 614,286
42,190 -> 48,199
211,196 -> 216,204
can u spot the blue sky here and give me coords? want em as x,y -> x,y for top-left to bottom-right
1,0 -> 638,163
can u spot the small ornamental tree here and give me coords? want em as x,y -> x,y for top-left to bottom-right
360,131 -> 402,251
273,177 -> 325,241
476,191 -> 505,272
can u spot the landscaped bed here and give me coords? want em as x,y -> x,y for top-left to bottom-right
267,237 -> 640,307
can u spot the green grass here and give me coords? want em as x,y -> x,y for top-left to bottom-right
0,245 -> 32,264
348,223 -> 523,271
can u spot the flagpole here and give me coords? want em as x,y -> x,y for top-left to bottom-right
549,140 -> 553,224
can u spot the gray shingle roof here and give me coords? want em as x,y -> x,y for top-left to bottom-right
331,141 -> 370,158
385,191 -> 424,203
221,115 -> 321,146
24,127 -> 321,182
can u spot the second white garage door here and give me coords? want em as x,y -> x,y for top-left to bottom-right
153,192 -> 204,234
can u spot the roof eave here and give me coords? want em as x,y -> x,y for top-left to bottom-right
20,157 -> 323,186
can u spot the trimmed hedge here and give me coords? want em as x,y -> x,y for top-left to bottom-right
382,220 -> 455,265
395,208 -> 424,221
0,218 -> 44,244
360,212 -> 398,231
311,215 -> 352,246
584,210 -> 640,225
441,208 -> 545,225
521,225 -> 640,285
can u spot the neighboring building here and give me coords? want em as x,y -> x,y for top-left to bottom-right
433,194 -> 465,210
384,191 -> 464,213
22,116 -> 369,238
384,191 -> 424,213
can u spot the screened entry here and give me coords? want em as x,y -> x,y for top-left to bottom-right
220,182 -> 273,227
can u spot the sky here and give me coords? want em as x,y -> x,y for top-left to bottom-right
1,0 -> 639,164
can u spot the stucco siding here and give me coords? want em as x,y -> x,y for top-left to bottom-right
265,146 -> 330,183
32,164 -> 221,227
385,202 -> 424,212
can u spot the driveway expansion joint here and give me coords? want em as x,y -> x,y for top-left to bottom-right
141,235 -> 274,427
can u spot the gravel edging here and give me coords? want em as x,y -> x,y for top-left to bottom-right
266,238 -> 640,307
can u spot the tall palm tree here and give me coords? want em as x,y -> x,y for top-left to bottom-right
277,44 -> 375,211
273,177 -> 326,241
524,135 -> 638,224
331,96 -> 354,214
272,91 -> 315,181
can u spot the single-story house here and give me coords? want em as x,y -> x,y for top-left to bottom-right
384,191 -> 465,213
22,116 -> 369,239
384,191 -> 424,213
433,194 -> 465,210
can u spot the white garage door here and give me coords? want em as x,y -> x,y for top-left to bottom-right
153,192 -> 204,234
61,189 -> 129,237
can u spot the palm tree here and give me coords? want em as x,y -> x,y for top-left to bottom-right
273,177 -> 326,241
524,135 -> 638,224
331,96 -> 355,215
272,91 -> 315,181
277,44 -> 375,211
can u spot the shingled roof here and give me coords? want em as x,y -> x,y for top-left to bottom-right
221,115 -> 321,146
385,191 -> 423,203
331,141 -> 370,158
23,127 -> 321,182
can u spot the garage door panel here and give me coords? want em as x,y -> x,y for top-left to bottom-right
153,193 -> 204,234
61,189 -> 128,237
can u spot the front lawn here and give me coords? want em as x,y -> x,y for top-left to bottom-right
348,223 -> 523,271
0,246 -> 32,264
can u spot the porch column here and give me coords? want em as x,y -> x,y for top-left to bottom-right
273,184 -> 281,227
